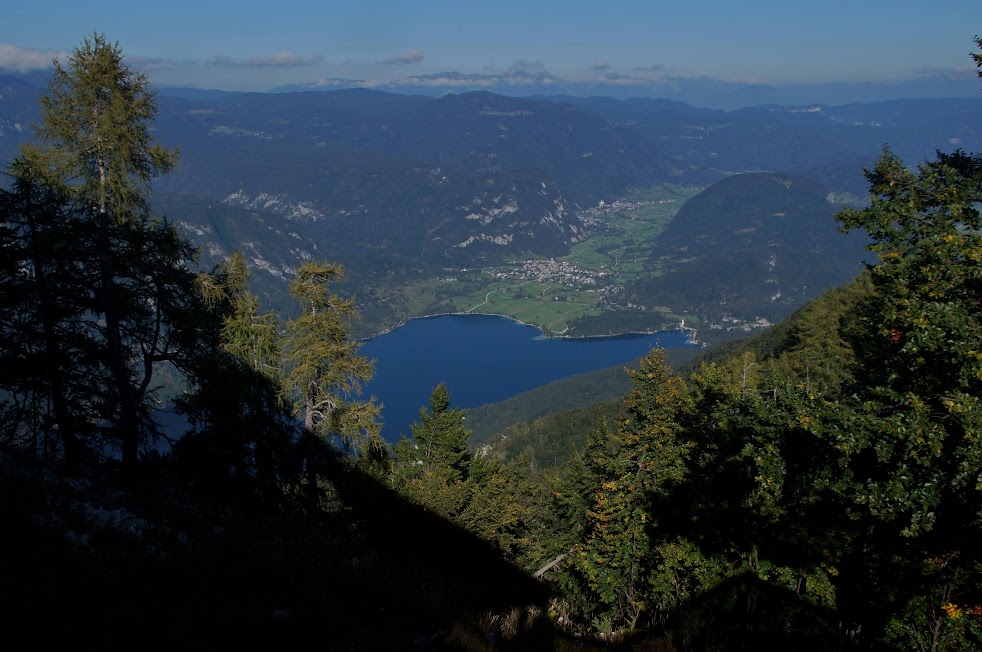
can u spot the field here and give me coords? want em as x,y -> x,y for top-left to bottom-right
386,184 -> 703,335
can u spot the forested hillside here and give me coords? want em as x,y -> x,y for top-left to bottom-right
3,58 -> 981,337
2,33 -> 981,651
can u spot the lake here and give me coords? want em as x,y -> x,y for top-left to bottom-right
360,314 -> 696,441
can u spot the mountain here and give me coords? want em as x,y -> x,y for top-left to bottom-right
272,68 -> 981,110
0,75 -> 39,163
628,173 -> 870,324
155,89 -> 683,205
555,96 -> 982,196
143,89 -> 692,321
2,79 -> 977,336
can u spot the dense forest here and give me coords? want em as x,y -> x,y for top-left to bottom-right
1,33 -> 981,650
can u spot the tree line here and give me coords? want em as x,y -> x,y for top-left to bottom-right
383,46 -> 982,650
0,33 -> 383,512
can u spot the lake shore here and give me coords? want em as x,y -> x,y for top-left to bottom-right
365,310 -> 699,344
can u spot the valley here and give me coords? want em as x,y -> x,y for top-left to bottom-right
376,183 -> 704,336
2,78 -> 979,343
4,26 -> 982,651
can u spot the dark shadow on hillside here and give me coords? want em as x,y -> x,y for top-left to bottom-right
637,432 -> 886,651
0,450 -> 557,650
656,572 -> 840,652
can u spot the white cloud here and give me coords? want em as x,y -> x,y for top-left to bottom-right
0,44 -> 66,72
397,74 -> 496,88
591,61 -> 612,72
210,51 -> 324,68
380,49 -> 424,65
305,77 -> 380,89
506,59 -> 545,73
129,56 -> 178,71
912,65 -> 976,80
596,72 -> 651,86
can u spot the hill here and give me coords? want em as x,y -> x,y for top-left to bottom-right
477,276 -> 873,469
630,172 -> 869,325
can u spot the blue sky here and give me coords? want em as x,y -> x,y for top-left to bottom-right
2,0 -> 980,93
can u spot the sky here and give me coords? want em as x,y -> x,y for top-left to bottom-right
1,0 -> 981,95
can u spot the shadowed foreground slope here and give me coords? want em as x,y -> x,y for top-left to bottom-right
0,452 -> 554,650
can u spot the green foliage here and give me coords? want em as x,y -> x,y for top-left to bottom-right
20,32 -> 176,218
482,400 -> 623,471
0,33 -> 196,473
460,452 -> 550,566
410,383 -> 470,479
391,383 -> 471,517
173,253 -> 295,506
823,147 -> 982,645
284,260 -> 379,447
390,385 -> 555,570
569,350 -> 693,630
283,260 -> 381,512
835,148 -> 982,533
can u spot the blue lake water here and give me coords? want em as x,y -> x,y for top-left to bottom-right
360,314 -> 696,441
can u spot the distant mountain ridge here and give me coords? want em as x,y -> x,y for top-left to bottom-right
0,75 -> 39,163
266,69 -> 981,110
2,79 -> 979,335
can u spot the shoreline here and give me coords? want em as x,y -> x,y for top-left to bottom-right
363,310 -> 700,345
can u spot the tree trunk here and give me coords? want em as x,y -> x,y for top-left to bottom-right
305,381 -> 319,517
24,206 -> 81,467
98,209 -> 141,480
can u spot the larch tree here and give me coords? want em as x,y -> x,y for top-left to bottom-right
283,260 -> 380,514
175,252 -> 291,503
8,33 -> 195,474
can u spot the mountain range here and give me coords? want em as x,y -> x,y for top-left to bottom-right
265,66 -> 981,111
2,72 -> 980,335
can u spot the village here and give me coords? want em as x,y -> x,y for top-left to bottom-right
492,257 -> 610,288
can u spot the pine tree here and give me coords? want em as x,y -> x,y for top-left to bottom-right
13,33 -> 194,475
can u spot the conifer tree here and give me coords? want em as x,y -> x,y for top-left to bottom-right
175,253 -> 290,502
5,33 -> 194,473
399,383 -> 471,477
573,349 -> 692,629
0,169 -> 97,461
391,383 -> 472,518
831,147 -> 982,645
283,260 -> 380,513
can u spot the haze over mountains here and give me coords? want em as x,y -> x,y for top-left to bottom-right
2,70 -> 980,335
267,66 -> 981,111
